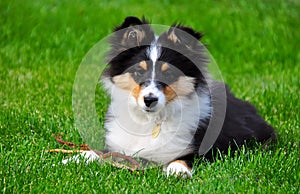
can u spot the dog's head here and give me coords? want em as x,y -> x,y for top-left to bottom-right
104,16 -> 208,113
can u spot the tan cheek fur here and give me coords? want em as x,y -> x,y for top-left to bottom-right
164,76 -> 195,103
113,74 -> 195,104
112,73 -> 141,101
132,85 -> 142,101
164,86 -> 177,102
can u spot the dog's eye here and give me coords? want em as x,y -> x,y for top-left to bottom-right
160,69 -> 177,84
134,69 -> 145,76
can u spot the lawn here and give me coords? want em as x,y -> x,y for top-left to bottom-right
0,0 -> 299,193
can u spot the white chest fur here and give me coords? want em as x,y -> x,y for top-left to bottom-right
104,86 -> 211,164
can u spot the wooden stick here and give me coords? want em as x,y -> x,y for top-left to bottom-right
46,149 -> 85,154
50,134 -> 142,172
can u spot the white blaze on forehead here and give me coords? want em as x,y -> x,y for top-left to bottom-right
148,36 -> 160,63
141,39 -> 165,105
147,37 -> 161,80
149,44 -> 159,64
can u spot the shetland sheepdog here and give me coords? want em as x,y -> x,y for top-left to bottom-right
69,16 -> 276,177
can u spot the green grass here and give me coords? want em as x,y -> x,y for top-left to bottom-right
1,0 -> 299,193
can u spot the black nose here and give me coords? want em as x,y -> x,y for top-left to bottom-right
144,96 -> 158,108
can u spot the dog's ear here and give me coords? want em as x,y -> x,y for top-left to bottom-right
111,16 -> 155,49
162,24 -> 204,50
114,16 -> 145,31
173,24 -> 203,40
157,23 -> 208,69
167,24 -> 203,42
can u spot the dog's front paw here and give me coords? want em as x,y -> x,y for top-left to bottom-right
61,151 -> 101,165
166,160 -> 192,178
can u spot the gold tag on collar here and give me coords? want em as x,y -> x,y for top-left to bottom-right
152,124 -> 161,138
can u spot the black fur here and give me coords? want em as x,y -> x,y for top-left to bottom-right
186,85 -> 277,163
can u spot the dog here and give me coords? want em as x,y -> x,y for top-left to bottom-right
67,16 -> 276,177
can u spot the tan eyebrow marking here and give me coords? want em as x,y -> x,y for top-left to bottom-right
139,61 -> 147,70
161,63 -> 169,72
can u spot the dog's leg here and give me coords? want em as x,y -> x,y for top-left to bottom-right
165,160 -> 193,178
